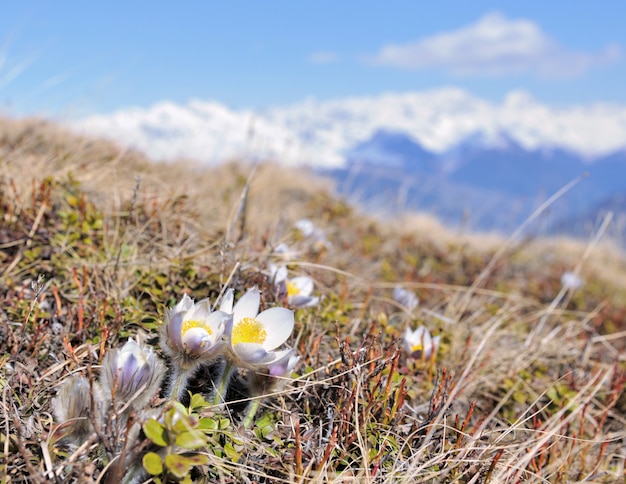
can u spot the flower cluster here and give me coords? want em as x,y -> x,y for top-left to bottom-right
161,287 -> 298,405
54,286 -> 299,450
53,338 -> 164,445
162,288 -> 295,370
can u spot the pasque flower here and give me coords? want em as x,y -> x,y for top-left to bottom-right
404,326 -> 440,360
295,218 -> 332,250
561,271 -> 584,290
100,338 -> 164,410
225,288 -> 294,369
393,285 -> 419,312
162,293 -> 230,365
52,375 -> 102,444
270,263 -> 319,308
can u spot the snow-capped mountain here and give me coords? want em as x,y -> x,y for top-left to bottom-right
71,88 -> 626,241
73,88 -> 626,168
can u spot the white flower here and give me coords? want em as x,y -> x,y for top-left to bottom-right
295,218 -> 332,250
226,288 -> 295,368
162,294 -> 230,362
393,286 -> 419,312
561,271 -> 584,290
270,263 -> 320,308
295,219 -> 315,237
273,242 -> 300,260
404,326 -> 440,360
101,339 -> 164,409
274,243 -> 290,254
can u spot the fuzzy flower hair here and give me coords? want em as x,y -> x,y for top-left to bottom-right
100,338 -> 165,410
52,375 -> 103,444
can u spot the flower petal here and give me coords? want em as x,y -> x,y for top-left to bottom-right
219,288 -> 234,314
233,342 -> 270,364
233,288 -> 261,323
255,307 -> 294,350
290,276 -> 314,296
165,308 -> 184,350
182,327 -> 213,354
270,263 -> 288,284
267,349 -> 299,376
187,298 -> 212,321
289,294 -> 319,308
295,219 -> 314,237
174,293 -> 194,312
205,310 -> 230,336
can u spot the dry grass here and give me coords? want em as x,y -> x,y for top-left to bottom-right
1,117 -> 625,483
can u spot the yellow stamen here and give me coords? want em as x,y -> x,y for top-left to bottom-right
411,344 -> 423,354
232,317 -> 267,345
181,319 -> 211,336
286,280 -> 300,297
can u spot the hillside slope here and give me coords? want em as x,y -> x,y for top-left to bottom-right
1,117 -> 625,483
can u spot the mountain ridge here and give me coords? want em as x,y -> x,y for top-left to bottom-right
70,88 -> 626,241
73,88 -> 626,168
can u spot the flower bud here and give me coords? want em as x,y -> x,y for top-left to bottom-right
52,375 -> 102,444
101,339 -> 165,410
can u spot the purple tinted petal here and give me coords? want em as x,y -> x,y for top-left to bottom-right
166,308 -> 184,350
288,295 -> 319,308
182,327 -> 213,354
233,342 -> 269,364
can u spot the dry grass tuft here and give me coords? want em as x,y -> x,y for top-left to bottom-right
1,117 -> 625,483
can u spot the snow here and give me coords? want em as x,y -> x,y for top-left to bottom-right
71,88 -> 626,167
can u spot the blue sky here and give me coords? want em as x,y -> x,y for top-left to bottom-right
2,1 -> 625,118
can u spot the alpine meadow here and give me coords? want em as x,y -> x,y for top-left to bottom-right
1,116 -> 626,483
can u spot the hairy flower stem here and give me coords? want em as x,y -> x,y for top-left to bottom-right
242,399 -> 261,428
167,365 -> 196,401
212,360 -> 234,405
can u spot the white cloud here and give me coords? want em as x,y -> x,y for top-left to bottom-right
367,12 -> 622,78
72,88 -> 626,169
309,51 -> 339,64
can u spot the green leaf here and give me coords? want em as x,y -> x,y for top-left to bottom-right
143,418 -> 168,447
189,393 -> 209,412
175,430 -> 207,450
172,413 -> 198,433
223,442 -> 241,462
198,417 -> 217,430
255,413 -> 273,429
142,452 -> 164,475
165,454 -> 192,479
